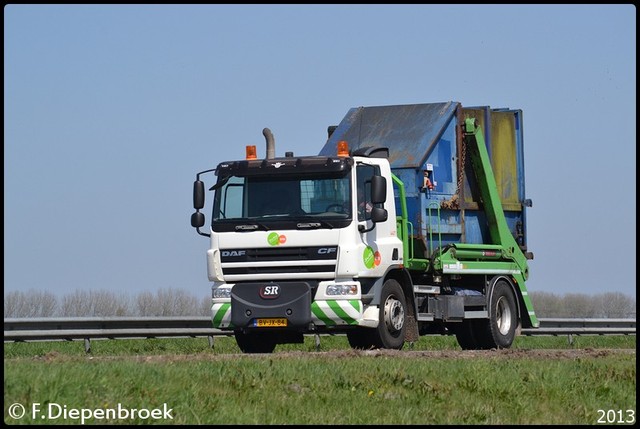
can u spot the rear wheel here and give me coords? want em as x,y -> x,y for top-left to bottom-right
473,279 -> 518,349
234,331 -> 277,354
452,320 -> 480,350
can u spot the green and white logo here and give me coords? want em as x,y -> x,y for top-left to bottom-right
363,246 -> 375,269
267,232 -> 286,246
268,232 -> 280,246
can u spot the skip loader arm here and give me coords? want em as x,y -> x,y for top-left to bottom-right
437,118 -> 539,328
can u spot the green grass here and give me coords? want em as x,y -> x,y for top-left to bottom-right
3,333 -> 636,358
4,335 -> 636,359
4,335 -> 636,425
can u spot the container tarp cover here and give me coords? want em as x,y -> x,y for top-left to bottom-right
319,102 -> 460,169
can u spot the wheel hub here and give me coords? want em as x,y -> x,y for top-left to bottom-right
384,296 -> 405,332
496,296 -> 512,336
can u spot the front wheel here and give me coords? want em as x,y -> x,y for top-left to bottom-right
372,279 -> 407,350
234,331 -> 277,354
346,327 -> 376,350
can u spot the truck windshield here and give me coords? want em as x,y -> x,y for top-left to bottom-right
211,173 -> 351,231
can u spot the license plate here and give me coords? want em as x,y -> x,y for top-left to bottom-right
254,318 -> 287,328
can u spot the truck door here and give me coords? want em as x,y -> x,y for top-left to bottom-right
356,163 -> 386,273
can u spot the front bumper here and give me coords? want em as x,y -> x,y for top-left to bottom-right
211,281 -> 372,330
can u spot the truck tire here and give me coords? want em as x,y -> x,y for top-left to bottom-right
474,279 -> 518,349
452,320 -> 480,350
346,328 -> 376,350
372,279 -> 406,350
234,331 -> 277,354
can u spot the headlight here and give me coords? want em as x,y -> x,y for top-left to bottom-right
212,287 -> 232,299
326,284 -> 358,296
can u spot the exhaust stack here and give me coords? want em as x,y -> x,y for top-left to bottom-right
263,128 -> 275,159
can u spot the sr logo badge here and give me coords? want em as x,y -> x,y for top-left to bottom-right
259,285 -> 280,299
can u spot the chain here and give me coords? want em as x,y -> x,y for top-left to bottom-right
456,125 -> 466,196
441,122 -> 465,210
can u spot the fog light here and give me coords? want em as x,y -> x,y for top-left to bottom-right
326,284 -> 358,296
212,287 -> 232,299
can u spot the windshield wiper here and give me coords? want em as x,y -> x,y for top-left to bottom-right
235,223 -> 269,231
296,220 -> 336,229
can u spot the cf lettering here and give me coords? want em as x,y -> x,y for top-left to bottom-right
318,248 -> 337,254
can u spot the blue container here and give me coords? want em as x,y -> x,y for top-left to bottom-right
319,102 -> 530,256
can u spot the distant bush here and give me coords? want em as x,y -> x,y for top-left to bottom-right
59,289 -> 132,317
136,288 -> 199,317
3,287 -> 205,318
4,289 -> 57,318
3,288 -> 636,318
530,291 -> 636,318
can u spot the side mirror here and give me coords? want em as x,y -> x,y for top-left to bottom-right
358,175 -> 388,234
371,207 -> 388,223
371,175 -> 386,204
191,212 -> 205,228
193,180 -> 205,209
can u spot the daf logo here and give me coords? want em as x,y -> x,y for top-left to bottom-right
318,247 -> 337,255
259,285 -> 280,299
272,162 -> 285,169
221,250 -> 246,257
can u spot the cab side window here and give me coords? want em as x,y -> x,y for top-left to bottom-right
356,164 -> 379,221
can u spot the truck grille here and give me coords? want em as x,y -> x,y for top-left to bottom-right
220,246 -> 338,280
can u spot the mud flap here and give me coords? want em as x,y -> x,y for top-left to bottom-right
404,314 -> 419,342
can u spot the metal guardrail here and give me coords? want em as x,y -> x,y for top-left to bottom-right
3,317 -> 221,353
520,318 -> 636,336
4,316 -> 217,341
4,317 -> 636,352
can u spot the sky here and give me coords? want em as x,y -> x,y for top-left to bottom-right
4,4 -> 636,301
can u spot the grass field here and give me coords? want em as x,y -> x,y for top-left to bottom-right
4,335 -> 636,425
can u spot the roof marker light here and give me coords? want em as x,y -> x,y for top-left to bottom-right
337,140 -> 349,157
246,145 -> 257,160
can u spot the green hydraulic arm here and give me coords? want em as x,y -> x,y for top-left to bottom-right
435,118 -> 538,328
392,173 -> 429,272
465,118 -> 529,275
